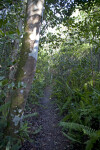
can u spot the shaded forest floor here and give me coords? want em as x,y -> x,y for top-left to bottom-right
21,86 -> 70,150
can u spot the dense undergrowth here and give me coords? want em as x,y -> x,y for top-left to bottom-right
52,44 -> 100,150
0,0 -> 100,150
49,5 -> 100,150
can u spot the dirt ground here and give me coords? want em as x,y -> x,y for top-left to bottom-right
20,87 -> 70,150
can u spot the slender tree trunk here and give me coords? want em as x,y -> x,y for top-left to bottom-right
98,53 -> 100,72
6,0 -> 44,136
89,41 -> 94,86
90,46 -> 94,77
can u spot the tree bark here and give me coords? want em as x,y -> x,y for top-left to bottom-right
6,0 -> 44,136
98,53 -> 100,72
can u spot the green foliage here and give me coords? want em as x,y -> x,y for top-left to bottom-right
23,112 -> 39,119
5,137 -> 21,150
60,122 -> 100,150
0,102 -> 10,119
19,122 -> 30,140
0,0 -> 100,149
51,2 -> 100,150
0,0 -> 25,149
33,126 -> 42,135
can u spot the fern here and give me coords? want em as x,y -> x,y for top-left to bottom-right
33,126 -> 42,135
61,114 -> 72,122
62,132 -> 81,143
60,122 -> 100,150
60,122 -> 96,135
62,97 -> 72,111
86,137 -> 97,150
0,102 -> 10,119
23,112 -> 38,119
86,130 -> 100,150
85,130 -> 100,150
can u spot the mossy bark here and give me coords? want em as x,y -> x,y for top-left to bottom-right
6,0 -> 44,137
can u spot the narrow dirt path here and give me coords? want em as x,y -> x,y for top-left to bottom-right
20,86 -> 70,150
34,86 -> 70,150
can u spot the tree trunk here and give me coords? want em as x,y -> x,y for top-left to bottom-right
98,53 -> 100,72
89,42 -> 94,86
6,0 -> 44,136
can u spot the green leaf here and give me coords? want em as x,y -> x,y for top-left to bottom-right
0,30 -> 4,36
6,141 -> 11,150
23,112 -> 38,119
16,28 -> 20,35
62,132 -> 81,143
2,79 -> 9,86
33,126 -> 42,135
0,102 -> 10,118
0,76 -> 5,81
0,81 -> 2,87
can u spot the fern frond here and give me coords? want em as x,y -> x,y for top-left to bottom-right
60,122 -> 82,131
86,137 -> 97,150
62,114 -> 72,122
60,122 -> 100,150
62,97 -> 72,111
62,132 -> 81,143
23,112 -> 38,119
59,122 -> 96,136
0,102 -> 11,118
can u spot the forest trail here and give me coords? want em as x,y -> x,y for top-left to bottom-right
21,86 -> 70,150
34,86 -> 69,150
